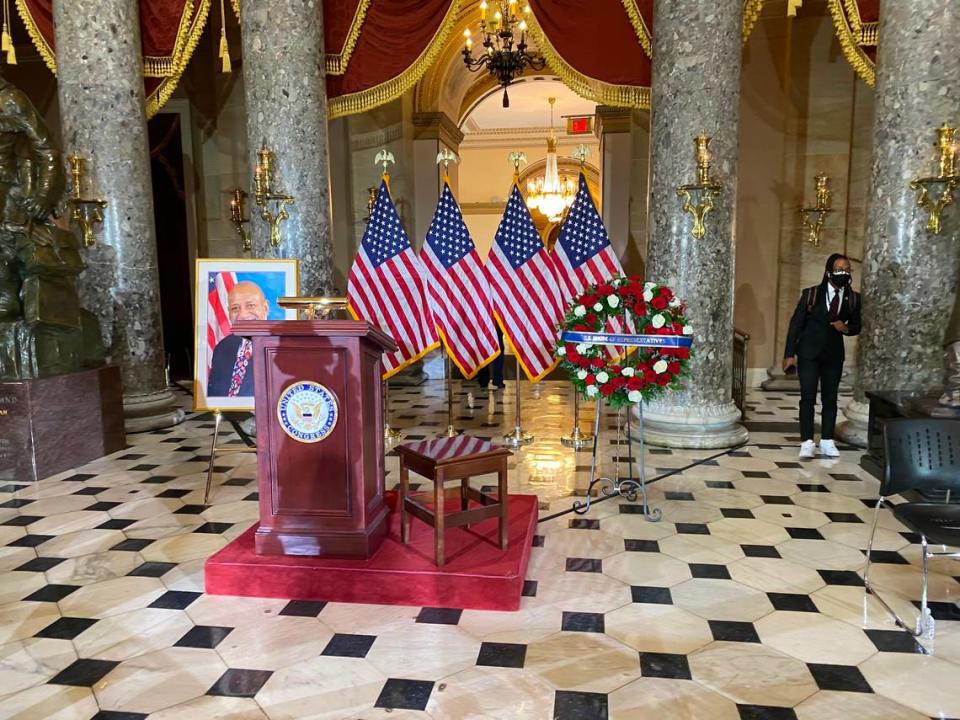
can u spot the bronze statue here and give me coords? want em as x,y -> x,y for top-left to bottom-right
0,73 -> 103,380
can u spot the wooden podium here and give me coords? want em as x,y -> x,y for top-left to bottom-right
233,320 -> 397,558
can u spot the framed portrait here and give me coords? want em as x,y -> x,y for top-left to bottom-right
193,258 -> 299,412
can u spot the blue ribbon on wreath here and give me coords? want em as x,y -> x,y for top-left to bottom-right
560,331 -> 694,348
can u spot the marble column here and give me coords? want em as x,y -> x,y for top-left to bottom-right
596,107 -> 632,262
54,0 -> 183,432
837,0 -> 960,446
241,0 -> 335,295
639,0 -> 748,448
412,112 -> 464,245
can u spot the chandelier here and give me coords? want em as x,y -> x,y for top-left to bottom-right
526,97 -> 576,223
462,0 -> 546,108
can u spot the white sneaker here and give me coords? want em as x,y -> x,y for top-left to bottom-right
799,440 -> 816,459
819,439 -> 840,458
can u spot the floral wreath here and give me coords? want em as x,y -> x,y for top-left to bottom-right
556,276 -> 694,408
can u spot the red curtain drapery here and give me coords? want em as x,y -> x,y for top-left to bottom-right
15,0 -> 210,118
323,0 -> 368,74
827,0 -> 878,86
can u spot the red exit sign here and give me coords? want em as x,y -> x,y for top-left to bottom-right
566,116 -> 593,135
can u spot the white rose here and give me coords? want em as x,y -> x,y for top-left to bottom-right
576,343 -> 590,354
576,369 -> 588,380
653,360 -> 668,374
573,305 -> 586,317
644,281 -> 656,291
557,346 -> 566,356
643,289 -> 654,302
596,371 -> 609,384
586,385 -> 599,397
652,314 -> 666,329
669,297 -> 681,308
607,295 -> 620,308
593,302 -> 604,312
683,325 -> 694,335
621,367 -> 635,377
628,390 -> 642,403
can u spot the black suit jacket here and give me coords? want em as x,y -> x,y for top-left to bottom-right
207,334 -> 254,397
784,281 -> 861,363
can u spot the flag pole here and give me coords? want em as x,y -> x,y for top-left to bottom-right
383,379 -> 402,444
443,347 -> 459,437
561,391 -> 593,449
503,356 -> 533,448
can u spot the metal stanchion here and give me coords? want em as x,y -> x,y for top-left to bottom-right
443,349 -> 459,437
561,391 -> 593,449
503,356 -> 533,448
383,379 -> 402,444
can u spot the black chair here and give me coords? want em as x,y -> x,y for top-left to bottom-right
865,418 -> 960,637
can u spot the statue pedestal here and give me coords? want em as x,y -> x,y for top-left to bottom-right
0,366 -> 126,482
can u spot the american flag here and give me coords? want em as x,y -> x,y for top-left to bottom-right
421,182 -> 500,379
484,184 -> 564,381
347,180 -> 438,378
207,271 -> 237,372
553,173 -> 631,355
402,434 -> 496,461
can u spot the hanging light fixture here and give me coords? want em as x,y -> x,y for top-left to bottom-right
526,97 -> 576,223
462,1 -> 546,108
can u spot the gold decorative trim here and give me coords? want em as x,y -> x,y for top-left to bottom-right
327,0 -> 461,120
742,0 -> 764,43
620,0 -> 651,58
526,4 -> 649,110
13,0 -> 55,74
325,0 -> 370,75
860,20 -> 877,46
231,0 -> 240,20
145,0 -> 211,118
826,0 -> 875,87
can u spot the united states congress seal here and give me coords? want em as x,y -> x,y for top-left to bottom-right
276,381 -> 338,443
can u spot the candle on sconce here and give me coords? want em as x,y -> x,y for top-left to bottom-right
479,0 -> 487,19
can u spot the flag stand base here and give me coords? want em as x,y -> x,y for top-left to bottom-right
503,359 -> 533,448
561,393 -> 592,449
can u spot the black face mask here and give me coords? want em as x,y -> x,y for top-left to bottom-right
830,271 -> 851,287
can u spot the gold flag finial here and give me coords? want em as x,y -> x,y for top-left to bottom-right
436,148 -> 458,183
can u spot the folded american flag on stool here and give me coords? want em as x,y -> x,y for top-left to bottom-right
420,182 -> 500,379
347,179 -> 439,378
484,183 -> 564,381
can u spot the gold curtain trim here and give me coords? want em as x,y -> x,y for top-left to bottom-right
13,0 -> 55,73
860,20 -> 877,46
742,0 -> 764,42
526,4 -> 649,110
327,0 -> 461,120
620,0 -> 652,58
325,0 -> 370,75
230,0 -> 240,20
145,0 -> 212,118
826,0 -> 875,87
842,0 -> 863,34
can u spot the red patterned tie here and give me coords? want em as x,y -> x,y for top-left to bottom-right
829,291 -> 840,320
227,339 -> 253,397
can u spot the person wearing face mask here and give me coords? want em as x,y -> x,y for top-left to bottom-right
782,253 -> 861,458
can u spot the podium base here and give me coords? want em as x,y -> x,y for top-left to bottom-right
205,495 -> 538,611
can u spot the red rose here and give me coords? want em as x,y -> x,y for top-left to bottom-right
633,302 -> 645,315
656,374 -> 671,386
644,369 -> 657,382
567,351 -> 581,364
600,383 -> 616,397
667,361 -> 681,375
658,327 -> 673,336
565,343 -> 578,354
627,377 -> 643,391
673,322 -> 684,334
610,365 -> 622,374
651,296 -> 668,311
597,283 -> 614,296
677,347 -> 690,360
658,286 -> 672,298
584,313 -> 598,326
611,376 -> 626,390
574,324 -> 589,331
584,374 -> 596,385
591,357 -> 604,368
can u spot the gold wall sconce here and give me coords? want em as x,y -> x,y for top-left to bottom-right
66,155 -> 107,248
253,146 -> 294,248
910,123 -> 957,235
676,134 -> 723,239
228,188 -> 251,251
362,186 -> 378,224
799,173 -> 833,246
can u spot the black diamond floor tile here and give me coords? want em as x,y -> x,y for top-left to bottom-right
760,495 -> 794,505
721,508 -> 755,519
797,483 -> 830,493
96,519 -> 135,530
741,545 -> 781,558
824,512 -> 863,523
174,504 -> 206,515
3,515 -> 41,527
817,569 -> 864,586
157,488 -> 192,499
689,563 -> 731,580
706,481 -> 735,489
73,487 -> 107,496
148,590 -> 202,610
207,668 -> 273,698
864,629 -> 925,654
111,538 -> 154,552
767,593 -> 819,612
630,586 -> 673,605
279,600 -> 327,617
322,633 -> 377,658
665,491 -> 695,501
743,471 -> 771,479
914,601 -> 960,622
566,557 -> 602,573
476,641 -> 527,668
639,651 -> 691,679
15,557 -> 66,572
86,502 -> 121,511
532,535 -> 545,547
23,584 -> 80,602
709,620 -> 761,643
807,663 -> 873,693
864,550 -> 909,565
90,711 -> 148,720
175,625 -> 233,649
737,705 -> 797,720
522,580 -> 538,597
374,678 -> 434,711
7,534 -> 53,548
193,522 -> 233,534
786,527 -> 823,540
49,658 -> 119,686
128,561 -> 176,577
554,690 -> 608,720
0,498 -> 34,508
675,523 -> 710,535
569,518 -> 600,530
34,616 -> 99,640
624,539 -> 659,552
416,607 -> 463,624
561,611 -> 605,633
776,462 -> 803,469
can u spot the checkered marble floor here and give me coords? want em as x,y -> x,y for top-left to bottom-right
1,376 -> 958,719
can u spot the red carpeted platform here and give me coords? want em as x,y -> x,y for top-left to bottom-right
204,494 -> 538,611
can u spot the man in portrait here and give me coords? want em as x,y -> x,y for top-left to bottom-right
207,280 -> 270,397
